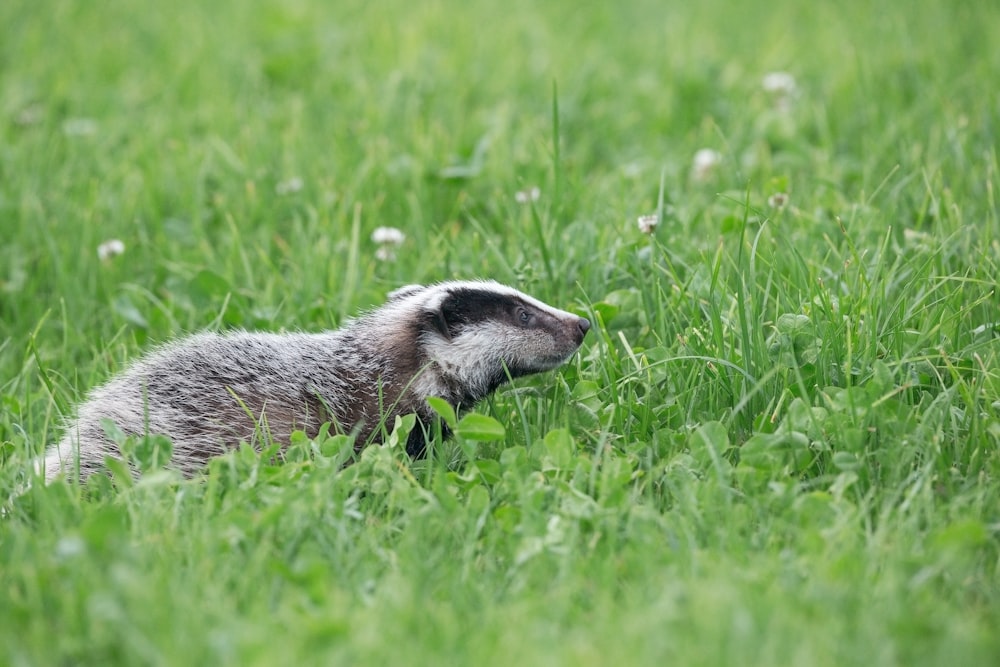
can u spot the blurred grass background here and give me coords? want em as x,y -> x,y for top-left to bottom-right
1,0 -> 999,664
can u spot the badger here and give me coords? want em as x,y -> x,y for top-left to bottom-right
44,280 -> 590,481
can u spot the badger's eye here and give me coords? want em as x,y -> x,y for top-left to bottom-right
517,308 -> 533,325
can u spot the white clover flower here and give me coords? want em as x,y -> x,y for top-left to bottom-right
903,229 -> 932,244
762,72 -> 797,95
691,148 -> 722,181
54,536 -> 86,560
275,177 -> 303,195
371,226 -> 406,246
902,228 -> 934,253
16,104 -> 44,127
762,72 -> 798,111
620,162 -> 643,179
636,214 -> 659,235
372,226 -> 405,262
515,186 -> 541,204
62,118 -> 98,137
767,192 -> 789,208
97,239 -> 125,261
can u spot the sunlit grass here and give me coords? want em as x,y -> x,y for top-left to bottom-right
1,0 -> 998,664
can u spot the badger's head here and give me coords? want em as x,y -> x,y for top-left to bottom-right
387,281 -> 590,405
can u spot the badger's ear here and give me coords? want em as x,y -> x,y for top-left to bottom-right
423,292 -> 454,341
388,284 -> 426,301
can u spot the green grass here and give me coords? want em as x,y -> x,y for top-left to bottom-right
2,0 -> 999,664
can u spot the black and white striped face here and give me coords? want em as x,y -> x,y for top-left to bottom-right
402,281 -> 590,402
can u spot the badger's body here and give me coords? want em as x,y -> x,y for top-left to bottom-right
45,280 -> 590,481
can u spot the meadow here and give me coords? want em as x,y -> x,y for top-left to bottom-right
1,0 -> 999,664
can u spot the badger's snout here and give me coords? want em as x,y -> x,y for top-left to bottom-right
557,314 -> 590,347
539,313 -> 588,367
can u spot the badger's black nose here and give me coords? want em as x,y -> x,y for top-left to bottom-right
577,317 -> 591,336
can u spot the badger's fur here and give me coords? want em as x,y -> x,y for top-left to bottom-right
45,280 -> 590,481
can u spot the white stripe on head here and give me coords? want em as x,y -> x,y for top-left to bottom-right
412,280 -> 577,322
